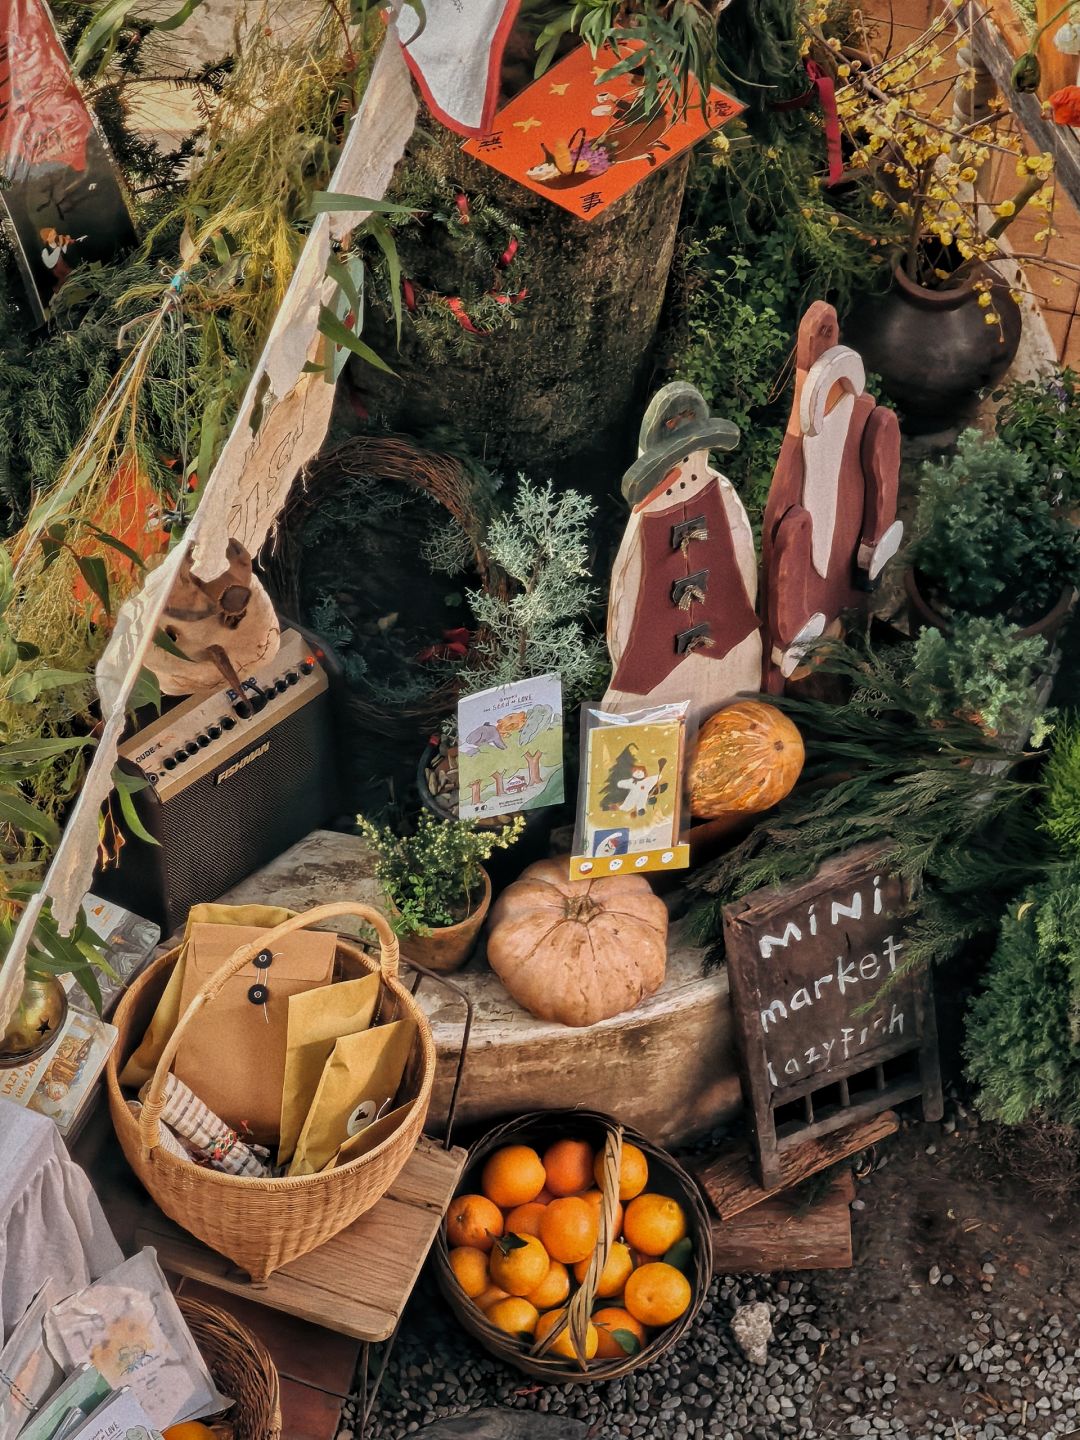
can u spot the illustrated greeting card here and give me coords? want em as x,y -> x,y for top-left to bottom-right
571,703 -> 690,879
458,673 -> 564,820
462,42 -> 745,221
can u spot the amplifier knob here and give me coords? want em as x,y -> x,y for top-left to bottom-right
185,740 -> 200,757
208,724 -> 222,740
196,733 -> 210,747
234,699 -> 253,720
220,715 -> 236,731
250,692 -> 268,714
285,671 -> 298,685
173,750 -> 188,765
299,659 -> 315,675
274,677 -> 288,694
163,756 -> 177,770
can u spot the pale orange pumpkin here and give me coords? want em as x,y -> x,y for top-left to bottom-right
486,857 -> 668,1027
688,700 -> 804,822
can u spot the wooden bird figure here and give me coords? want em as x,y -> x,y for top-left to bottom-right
761,301 -> 903,693
603,382 -> 763,731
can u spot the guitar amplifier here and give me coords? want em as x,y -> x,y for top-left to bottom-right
95,628 -> 337,935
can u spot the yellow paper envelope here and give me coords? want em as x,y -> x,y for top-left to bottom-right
288,1018 -> 416,1178
277,972 -> 382,1166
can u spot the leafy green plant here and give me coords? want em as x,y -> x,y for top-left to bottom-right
1041,716 -> 1080,854
687,631 -> 1047,973
464,478 -> 607,708
909,616 -> 1050,739
965,863 -> 1080,1127
357,811 -> 524,935
526,1 -> 725,116
908,429 -> 1080,623
994,367 -> 1080,513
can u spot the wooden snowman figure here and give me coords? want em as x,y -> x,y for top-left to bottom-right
761,301 -> 903,694
603,382 -> 763,731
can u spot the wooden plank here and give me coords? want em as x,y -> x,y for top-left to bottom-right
964,2 -> 1080,213
137,1136 -> 466,1343
1036,0 -> 1077,99
695,1109 -> 899,1220
711,1173 -> 855,1274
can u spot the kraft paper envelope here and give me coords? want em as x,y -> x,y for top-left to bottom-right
327,1101 -> 413,1171
173,922 -> 336,1146
288,1017 -> 416,1177
120,902 -> 295,1089
277,972 -> 382,1166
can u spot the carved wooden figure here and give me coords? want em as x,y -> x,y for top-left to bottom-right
603,383 -> 763,731
761,302 -> 903,693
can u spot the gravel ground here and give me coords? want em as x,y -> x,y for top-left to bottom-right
350,1102 -> 1080,1440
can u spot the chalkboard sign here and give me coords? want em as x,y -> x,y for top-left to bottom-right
723,842 -> 942,1186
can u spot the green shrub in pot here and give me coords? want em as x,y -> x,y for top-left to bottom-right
908,429 -> 1080,626
908,616 -> 1050,739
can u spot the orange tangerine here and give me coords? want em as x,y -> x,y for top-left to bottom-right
528,1258 -> 570,1310
595,1142 -> 649,1201
448,1245 -> 490,1298
474,1283 -> 511,1312
446,1193 -> 503,1253
623,1194 -> 687,1256
534,1308 -> 598,1361
486,1296 -> 540,1339
504,1200 -> 547,1238
539,1196 -> 598,1265
581,1188 -> 623,1239
489,1233 -> 550,1296
592,1306 -> 648,1359
624,1262 -> 691,1327
574,1241 -> 633,1299
542,1138 -> 595,1197
481,1145 -> 547,1209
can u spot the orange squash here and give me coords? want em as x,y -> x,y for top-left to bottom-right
688,700 -> 804,822
486,857 -> 668,1027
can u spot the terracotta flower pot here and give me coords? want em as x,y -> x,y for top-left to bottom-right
904,567 -> 1078,641
843,261 -> 1022,433
398,866 -> 492,974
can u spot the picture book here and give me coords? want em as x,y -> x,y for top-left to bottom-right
0,1007 -> 118,1140
65,1387 -> 163,1440
17,1364 -> 110,1440
571,704 -> 690,879
457,673 -> 564,820
462,41 -> 745,221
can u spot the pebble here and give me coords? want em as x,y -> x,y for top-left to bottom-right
356,1211 -> 1076,1440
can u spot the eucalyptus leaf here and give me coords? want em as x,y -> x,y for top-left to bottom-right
0,787 -> 60,845
318,305 -> 396,376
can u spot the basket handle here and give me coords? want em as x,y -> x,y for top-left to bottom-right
532,1123 -> 623,1370
138,902 -> 399,1157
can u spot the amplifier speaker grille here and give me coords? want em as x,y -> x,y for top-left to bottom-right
95,686 -> 336,935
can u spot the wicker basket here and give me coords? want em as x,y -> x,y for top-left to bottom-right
179,1296 -> 282,1440
107,903 -> 436,1282
433,1110 -> 713,1382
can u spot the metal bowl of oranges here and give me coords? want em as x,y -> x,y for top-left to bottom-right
433,1109 -> 713,1381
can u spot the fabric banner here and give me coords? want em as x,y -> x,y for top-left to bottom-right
0,0 -> 135,323
0,18 -> 418,1027
398,0 -> 520,136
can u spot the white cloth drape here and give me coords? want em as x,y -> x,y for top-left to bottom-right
0,1100 -> 122,1345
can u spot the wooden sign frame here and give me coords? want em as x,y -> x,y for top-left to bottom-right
723,843 -> 942,1187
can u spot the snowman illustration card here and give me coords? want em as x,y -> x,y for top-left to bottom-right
457,673 -> 564,820
571,702 -> 690,880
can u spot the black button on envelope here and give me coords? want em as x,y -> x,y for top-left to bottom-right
253,950 -> 273,970
248,983 -> 270,1005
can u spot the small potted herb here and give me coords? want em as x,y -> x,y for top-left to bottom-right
994,368 -> 1080,513
357,811 -> 524,972
906,429 -> 1080,638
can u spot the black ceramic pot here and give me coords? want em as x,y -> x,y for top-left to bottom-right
843,261 -> 1022,433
